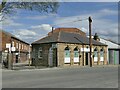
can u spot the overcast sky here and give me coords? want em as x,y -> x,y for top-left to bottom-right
1,2 -> 119,44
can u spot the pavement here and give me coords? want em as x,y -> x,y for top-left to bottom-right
1,61 -> 119,71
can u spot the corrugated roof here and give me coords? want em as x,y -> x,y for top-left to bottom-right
32,31 -> 107,46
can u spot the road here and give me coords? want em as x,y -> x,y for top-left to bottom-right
2,66 -> 118,88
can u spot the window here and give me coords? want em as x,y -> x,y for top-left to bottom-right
16,43 -> 18,49
22,44 -> 23,49
100,49 -> 104,57
19,44 -> 21,49
38,47 -> 42,58
12,41 -> 14,47
74,48 -> 79,57
65,47 -> 70,57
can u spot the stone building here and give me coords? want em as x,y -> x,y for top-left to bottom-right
0,30 -> 30,65
31,28 -> 108,67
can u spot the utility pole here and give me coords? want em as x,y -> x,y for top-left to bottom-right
89,16 -> 92,67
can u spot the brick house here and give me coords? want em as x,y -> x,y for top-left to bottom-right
0,30 -> 30,65
31,28 -> 108,67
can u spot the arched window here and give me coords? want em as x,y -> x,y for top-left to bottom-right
100,48 -> 104,61
64,46 -> 70,63
94,47 -> 98,62
38,47 -> 42,58
74,47 -> 79,63
65,47 -> 70,57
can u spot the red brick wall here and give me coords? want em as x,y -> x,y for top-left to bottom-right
0,30 -> 30,63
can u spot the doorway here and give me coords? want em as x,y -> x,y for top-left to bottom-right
85,52 -> 89,65
16,55 -> 18,63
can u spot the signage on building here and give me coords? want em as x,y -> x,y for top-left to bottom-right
6,43 -> 11,48
81,48 -> 93,52
11,47 -> 16,51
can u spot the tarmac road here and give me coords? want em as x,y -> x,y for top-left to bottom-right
2,66 -> 118,88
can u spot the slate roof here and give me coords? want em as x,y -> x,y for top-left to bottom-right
32,31 -> 107,46
0,30 -> 29,45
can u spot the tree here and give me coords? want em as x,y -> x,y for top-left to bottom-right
0,0 -> 59,21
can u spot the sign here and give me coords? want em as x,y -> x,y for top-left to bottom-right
16,53 -> 19,55
6,43 -> 11,48
74,57 -> 79,62
11,47 -> 16,51
64,57 -> 70,63
81,48 -> 93,52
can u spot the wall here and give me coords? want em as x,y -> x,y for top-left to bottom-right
57,43 -> 107,67
32,44 -> 52,66
32,43 -> 107,67
0,31 -> 30,64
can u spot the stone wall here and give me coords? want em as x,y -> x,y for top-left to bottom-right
32,44 -> 52,66
57,43 -> 107,67
32,43 -> 107,67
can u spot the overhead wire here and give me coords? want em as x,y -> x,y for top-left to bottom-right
52,17 -> 88,27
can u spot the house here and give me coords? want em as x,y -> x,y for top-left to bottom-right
0,30 -> 30,66
98,37 -> 120,65
31,28 -> 108,67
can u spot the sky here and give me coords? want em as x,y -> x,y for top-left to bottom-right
1,2 -> 119,44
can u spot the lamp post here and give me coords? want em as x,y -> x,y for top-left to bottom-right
88,16 -> 92,67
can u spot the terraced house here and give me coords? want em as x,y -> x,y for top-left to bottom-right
0,30 -> 30,66
31,28 -> 108,67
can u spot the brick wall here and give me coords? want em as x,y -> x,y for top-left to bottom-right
0,30 -> 30,64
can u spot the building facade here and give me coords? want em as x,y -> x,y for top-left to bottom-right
0,30 -> 30,65
32,28 -> 108,67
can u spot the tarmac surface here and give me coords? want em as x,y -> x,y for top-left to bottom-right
2,65 -> 119,88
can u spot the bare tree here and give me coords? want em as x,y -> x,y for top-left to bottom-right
0,0 -> 59,21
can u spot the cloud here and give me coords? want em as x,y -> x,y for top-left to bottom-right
100,9 -> 117,15
4,8 -> 118,43
16,29 -> 37,36
31,24 -> 52,32
53,9 -> 118,42
14,24 -> 52,43
60,0 -> 119,2
26,15 -> 48,20
26,14 -> 57,20
2,17 -> 22,27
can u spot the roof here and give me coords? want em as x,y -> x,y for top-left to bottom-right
48,27 -> 86,36
32,31 -> 107,46
100,37 -> 119,45
99,37 -> 120,49
0,30 -> 29,45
